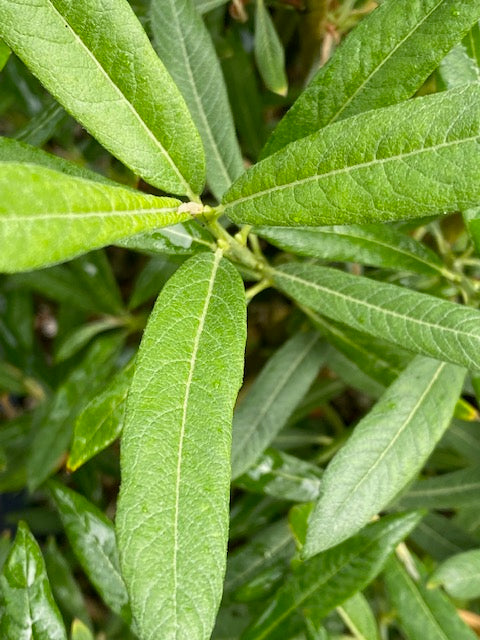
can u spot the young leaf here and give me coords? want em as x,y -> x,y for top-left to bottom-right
0,0 -> 205,197
241,512 -> 422,640
384,555 -> 477,640
0,522 -> 67,640
254,225 -> 447,277
117,220 -> 215,257
48,481 -> 131,623
429,549 -> 480,599
272,262 -> 480,372
0,163 -> 188,273
150,0 -> 244,200
231,331 -> 326,480
0,40 -> 10,71
224,86 -> 480,226
304,356 -> 464,558
116,251 -> 247,640
254,0 -> 288,96
337,592 -> 379,640
67,358 -> 135,472
262,0 -> 480,157
71,619 -> 94,640
400,466 -> 480,509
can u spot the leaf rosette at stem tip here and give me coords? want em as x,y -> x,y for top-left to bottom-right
116,249 -> 247,640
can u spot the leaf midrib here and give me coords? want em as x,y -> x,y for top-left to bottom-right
172,250 -> 222,631
326,0 -> 445,126
45,0 -> 192,196
1,208 -> 181,221
276,269 -> 480,349
226,135 -> 479,209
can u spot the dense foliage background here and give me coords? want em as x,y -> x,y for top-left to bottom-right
2,1 -> 480,639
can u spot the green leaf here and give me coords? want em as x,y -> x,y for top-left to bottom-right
254,0 -> 288,96
48,481 -> 131,623
224,520 -> 294,598
384,555 -> 477,640
304,356 -> 465,557
241,512 -> 422,640
71,619 -> 94,640
117,220 -> 215,257
0,163 -> 188,273
400,466 -> 480,509
0,0 -> 205,197
15,101 -> 67,148
116,251 -> 247,640
429,549 -> 480,599
0,522 -> 67,640
272,262 -> 480,372
337,592 -> 379,640
439,43 -> 480,89
255,225 -> 447,277
231,331 -> 326,479
194,0 -> 228,13
55,319 -> 125,363
67,358 -> 135,472
28,332 -> 123,490
235,448 -> 323,503
44,538 -> 91,629
0,40 -> 11,71
442,419 -> 480,464
150,0 -> 243,200
224,86 -> 480,226
262,0 -> 480,157
410,512 -> 478,561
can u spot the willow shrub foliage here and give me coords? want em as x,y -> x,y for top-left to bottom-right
2,0 -> 480,638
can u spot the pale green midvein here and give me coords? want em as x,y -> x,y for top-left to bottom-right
3,208 -> 182,221
326,0 -> 444,126
167,0 -> 232,188
226,134 -> 480,209
172,249 -> 222,631
45,0 -> 196,199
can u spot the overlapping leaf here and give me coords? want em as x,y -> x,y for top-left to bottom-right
224,86 -> 480,226
0,0 -> 205,196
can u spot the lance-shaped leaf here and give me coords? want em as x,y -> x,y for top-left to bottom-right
224,86 -> 480,226
0,0 -> 205,197
255,225 -> 447,277
400,466 -> 480,509
0,163 -> 189,273
0,522 -> 67,640
194,0 -> 228,14
337,592 -> 379,640
262,0 -> 480,157
67,359 -> 135,472
241,512 -> 421,640
273,262 -> 480,372
71,620 -> 94,640
429,549 -> 480,599
410,512 -> 477,561
117,220 -> 215,257
150,0 -> 243,201
231,331 -> 326,480
254,0 -> 288,96
116,251 -> 247,640
304,356 -> 464,558
48,481 -> 131,623
384,555 -> 477,640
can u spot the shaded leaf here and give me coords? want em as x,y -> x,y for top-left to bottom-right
429,549 -> 480,599
400,466 -> 480,509
254,0 -> 288,96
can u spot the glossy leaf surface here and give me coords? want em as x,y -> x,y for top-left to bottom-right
232,331 -> 326,479
0,522 -> 67,640
116,251 -> 247,640
151,0 -> 243,200
273,263 -> 480,371
262,0 -> 480,156
224,86 -> 480,226
48,481 -> 131,623
0,163 -> 186,273
0,0 -> 205,196
304,356 -> 464,557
